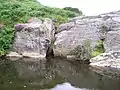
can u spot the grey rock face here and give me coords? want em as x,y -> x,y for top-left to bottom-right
12,18 -> 55,58
54,11 -> 120,61
57,22 -> 75,33
54,15 -> 103,61
104,30 -> 120,52
90,51 -> 120,69
90,51 -> 120,78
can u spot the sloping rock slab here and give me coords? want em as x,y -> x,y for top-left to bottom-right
90,51 -> 120,78
90,51 -> 120,68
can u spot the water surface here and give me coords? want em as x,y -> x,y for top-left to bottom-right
0,57 -> 120,90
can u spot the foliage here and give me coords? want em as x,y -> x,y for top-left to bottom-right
0,27 -> 14,55
92,40 -> 104,57
0,0 -> 82,55
63,7 -> 82,15
0,0 -> 82,26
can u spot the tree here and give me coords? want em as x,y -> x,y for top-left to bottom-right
63,7 -> 82,15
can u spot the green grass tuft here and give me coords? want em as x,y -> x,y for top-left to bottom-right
91,40 -> 104,57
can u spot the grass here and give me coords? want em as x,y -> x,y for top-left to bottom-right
91,40 -> 104,57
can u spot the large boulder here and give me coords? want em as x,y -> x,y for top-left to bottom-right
89,11 -> 120,74
11,18 -> 55,59
54,11 -> 120,61
90,51 -> 120,68
90,51 -> 120,78
54,16 -> 103,61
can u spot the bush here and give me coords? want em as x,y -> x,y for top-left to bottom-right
91,40 -> 104,57
0,27 -> 14,55
63,7 -> 82,15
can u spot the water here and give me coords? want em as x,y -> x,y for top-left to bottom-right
0,57 -> 120,90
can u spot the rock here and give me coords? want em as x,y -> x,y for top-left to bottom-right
14,24 -> 27,31
6,51 -> 23,61
43,18 -> 55,42
54,15 -> 103,61
67,55 -> 76,60
43,18 -> 55,56
6,51 -> 23,58
12,18 -> 55,59
22,52 -> 46,58
104,30 -> 120,52
90,51 -> 120,78
90,51 -> 120,68
57,22 -> 75,33
54,10 -> 120,61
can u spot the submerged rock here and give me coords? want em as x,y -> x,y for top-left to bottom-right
11,18 -> 55,59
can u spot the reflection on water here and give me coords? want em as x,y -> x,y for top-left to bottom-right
0,57 -> 120,90
51,82 -> 89,90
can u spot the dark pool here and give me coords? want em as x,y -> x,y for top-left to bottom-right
0,57 -> 120,90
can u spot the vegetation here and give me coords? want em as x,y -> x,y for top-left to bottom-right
0,0 -> 82,55
91,40 -> 104,57
0,27 -> 14,55
63,7 -> 82,15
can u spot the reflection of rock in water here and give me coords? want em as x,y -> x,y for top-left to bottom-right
14,58 -> 120,90
90,66 -> 120,79
51,82 -> 89,90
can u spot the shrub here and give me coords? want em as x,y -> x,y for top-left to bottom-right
0,27 -> 14,55
91,40 -> 104,57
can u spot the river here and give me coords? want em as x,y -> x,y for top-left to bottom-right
0,57 -> 120,90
